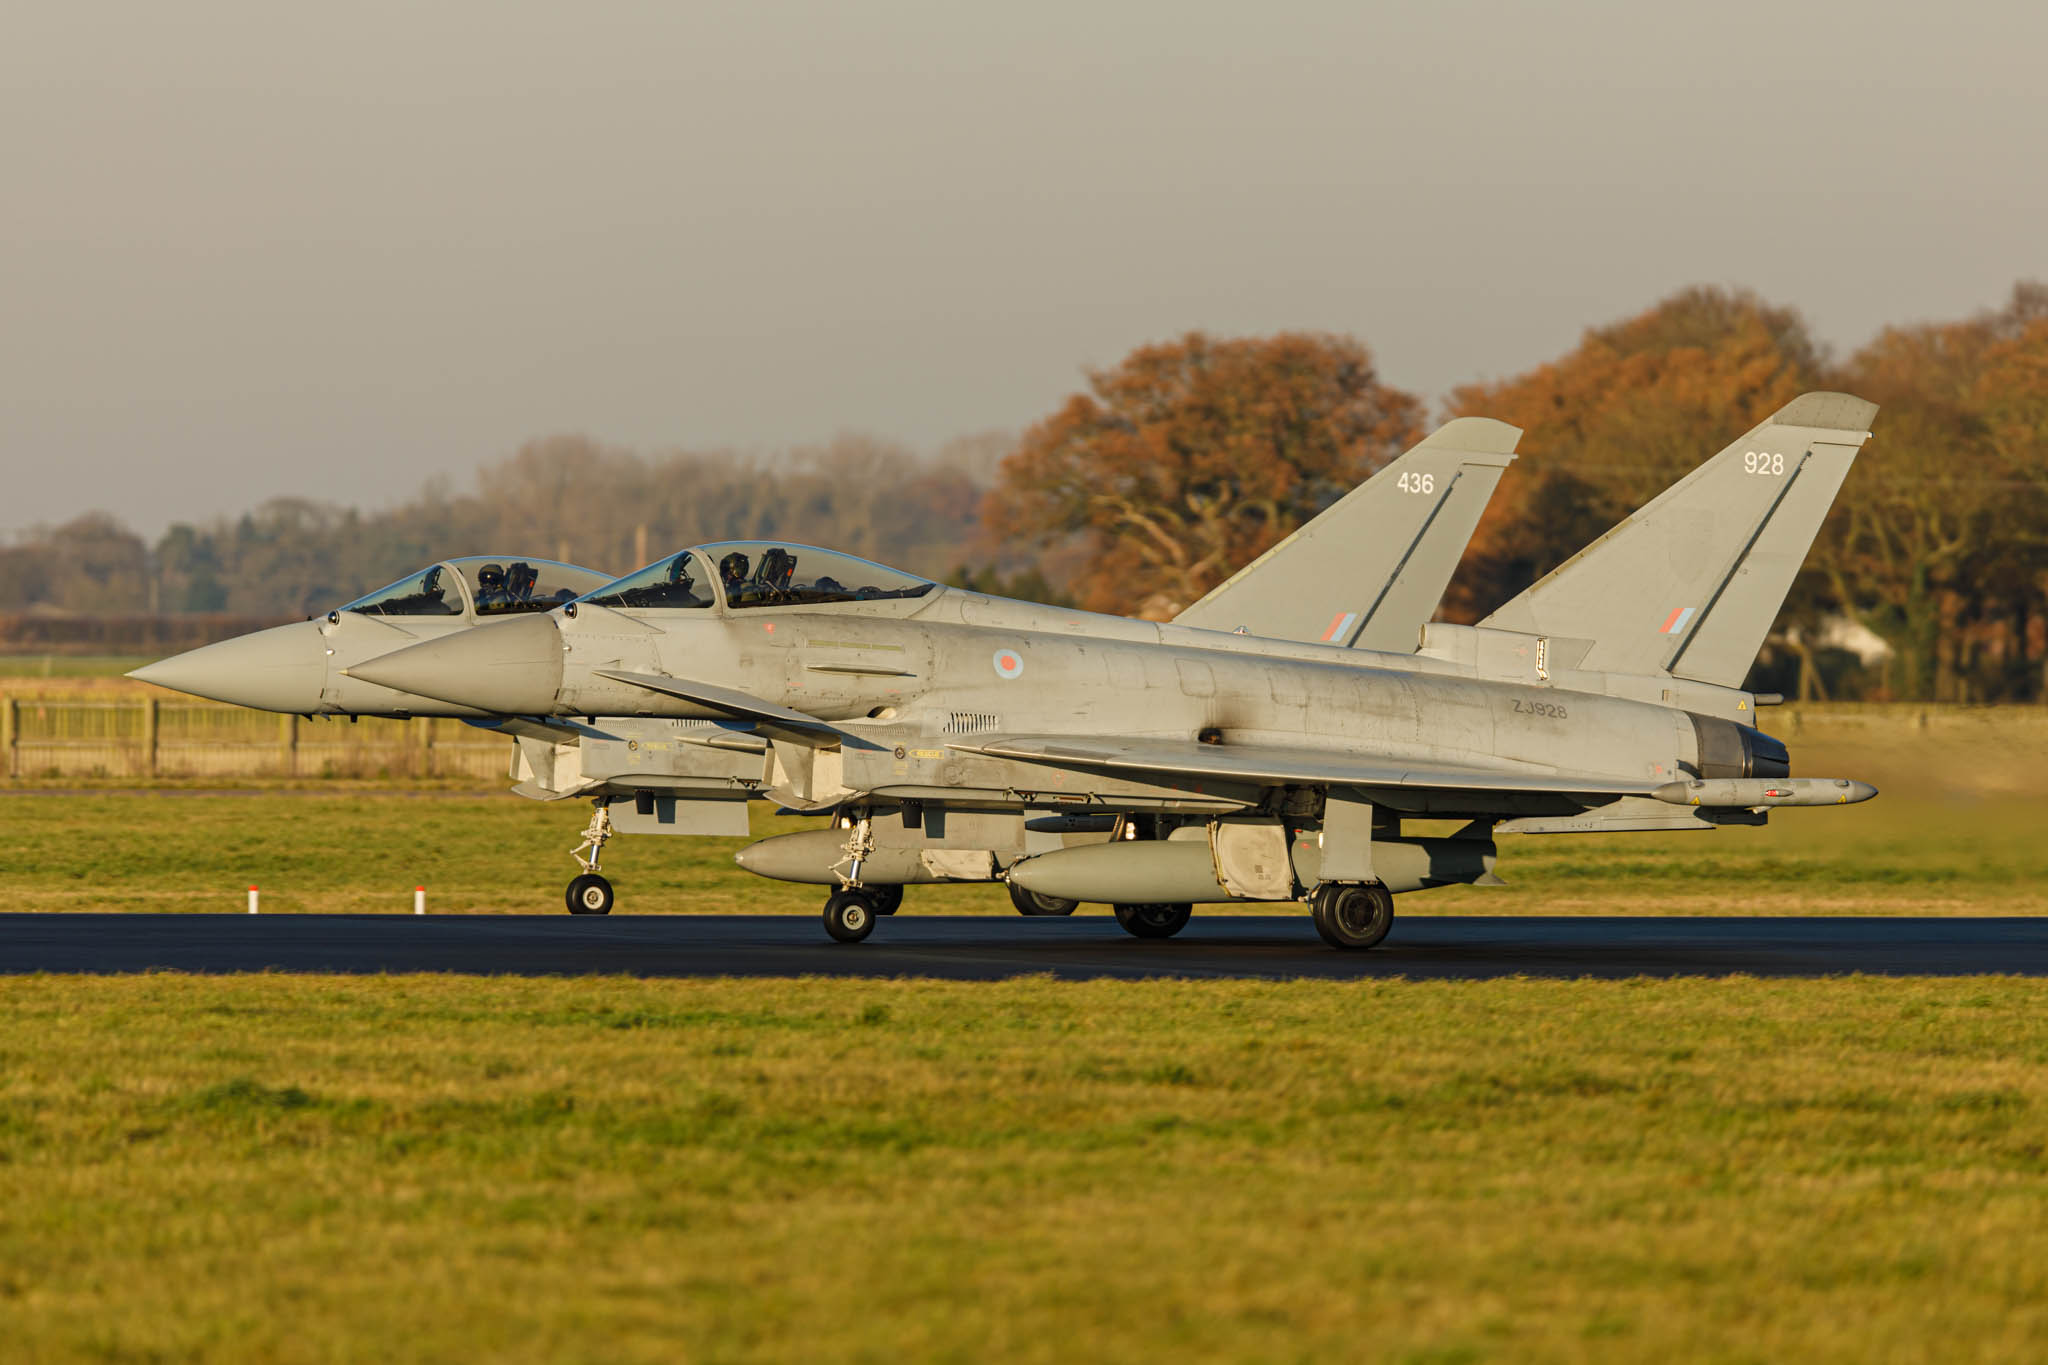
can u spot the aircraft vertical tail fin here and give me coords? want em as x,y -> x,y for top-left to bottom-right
1174,417 -> 1520,650
1478,392 -> 1878,686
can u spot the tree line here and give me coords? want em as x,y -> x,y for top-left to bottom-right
4,283 -> 2044,701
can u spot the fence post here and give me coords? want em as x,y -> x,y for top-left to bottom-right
142,696 -> 160,776
1,695 -> 14,779
419,717 -> 437,778
279,713 -> 298,777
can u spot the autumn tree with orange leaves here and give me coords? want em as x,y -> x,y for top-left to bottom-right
985,332 -> 1422,618
1442,287 -> 1827,624
1825,283 -> 2048,700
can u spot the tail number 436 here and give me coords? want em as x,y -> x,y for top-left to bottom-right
1743,451 -> 1785,475
1397,472 -> 1436,494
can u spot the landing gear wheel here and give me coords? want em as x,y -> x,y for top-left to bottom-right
1008,883 -> 1078,917
868,884 -> 904,916
1113,902 -> 1192,939
1310,881 -> 1393,949
823,890 -> 879,943
566,873 -> 614,916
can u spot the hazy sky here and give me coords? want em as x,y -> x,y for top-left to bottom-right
5,0 -> 2044,540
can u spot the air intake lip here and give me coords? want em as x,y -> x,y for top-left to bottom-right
1689,713 -> 1791,780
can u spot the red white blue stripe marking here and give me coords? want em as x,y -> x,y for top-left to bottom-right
1660,606 -> 1697,635
1321,611 -> 1360,643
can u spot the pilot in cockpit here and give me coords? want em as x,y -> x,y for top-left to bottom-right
475,563 -> 509,610
718,551 -> 751,598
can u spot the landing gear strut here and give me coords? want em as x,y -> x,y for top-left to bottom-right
565,801 -> 615,915
1113,902 -> 1191,939
820,808 -> 896,942
1309,881 -> 1393,949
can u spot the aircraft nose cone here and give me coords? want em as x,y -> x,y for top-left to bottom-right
127,621 -> 327,711
346,613 -> 563,714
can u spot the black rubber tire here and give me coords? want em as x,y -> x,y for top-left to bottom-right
823,890 -> 879,943
566,873 -> 614,916
1008,882 -> 1078,917
868,884 -> 905,916
1112,902 -> 1192,939
1310,881 -> 1394,949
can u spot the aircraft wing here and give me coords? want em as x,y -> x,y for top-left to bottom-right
947,735 -> 1660,800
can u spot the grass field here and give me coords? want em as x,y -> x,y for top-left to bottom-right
8,708 -> 2046,1362
4,974 -> 2045,1363
0,654 -> 153,679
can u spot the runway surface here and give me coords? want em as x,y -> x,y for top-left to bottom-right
5,913 -> 2046,980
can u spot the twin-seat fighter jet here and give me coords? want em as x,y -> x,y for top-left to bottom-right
316,392 -> 1881,947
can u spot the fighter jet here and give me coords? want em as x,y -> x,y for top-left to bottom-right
347,393 -> 1880,948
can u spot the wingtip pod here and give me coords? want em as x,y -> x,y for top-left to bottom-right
1651,777 -> 1878,808
1769,391 -> 1879,434
1419,415 -> 1523,457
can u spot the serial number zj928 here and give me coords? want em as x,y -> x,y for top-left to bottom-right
1511,699 -> 1569,720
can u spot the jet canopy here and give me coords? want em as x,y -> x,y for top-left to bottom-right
579,541 -> 936,612
341,557 -> 612,621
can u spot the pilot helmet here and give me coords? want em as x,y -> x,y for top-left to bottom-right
477,563 -> 507,591
719,551 -> 750,583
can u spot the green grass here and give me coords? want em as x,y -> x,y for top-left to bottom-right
0,654 -> 153,678
2,787 -> 2044,916
3,974 -> 2046,1363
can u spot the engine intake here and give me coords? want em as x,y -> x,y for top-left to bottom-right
1688,714 -> 1790,780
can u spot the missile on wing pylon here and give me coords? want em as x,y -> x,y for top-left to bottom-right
1651,777 -> 1878,808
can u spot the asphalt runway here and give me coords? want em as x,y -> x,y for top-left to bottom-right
4,913 -> 2045,980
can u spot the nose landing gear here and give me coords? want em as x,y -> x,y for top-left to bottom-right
565,801 -> 616,915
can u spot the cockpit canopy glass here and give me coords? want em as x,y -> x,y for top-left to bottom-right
702,542 -> 935,609
342,558 -> 610,619
580,550 -> 717,610
462,558 -> 609,616
342,565 -> 462,618
575,542 -> 935,612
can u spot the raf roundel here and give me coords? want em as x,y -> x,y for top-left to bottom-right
992,648 -> 1024,680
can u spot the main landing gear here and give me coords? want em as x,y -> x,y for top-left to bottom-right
1008,883 -> 1078,917
820,884 -> 903,943
1113,902 -> 1192,939
565,801 -> 615,915
1309,881 -> 1394,949
820,807 -> 907,942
